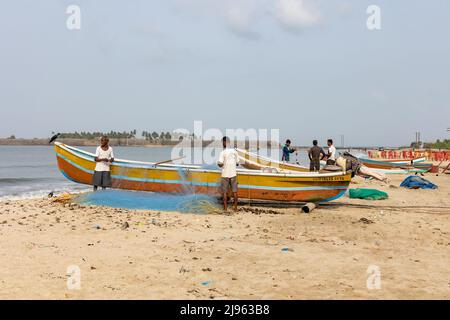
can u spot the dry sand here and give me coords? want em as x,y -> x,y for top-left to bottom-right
0,174 -> 449,299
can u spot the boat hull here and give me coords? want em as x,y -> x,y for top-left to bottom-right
358,157 -> 429,171
55,143 -> 351,202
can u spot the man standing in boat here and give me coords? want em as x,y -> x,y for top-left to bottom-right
281,139 -> 298,162
93,136 -> 115,191
308,140 -> 326,172
326,139 -> 337,165
218,136 -> 239,211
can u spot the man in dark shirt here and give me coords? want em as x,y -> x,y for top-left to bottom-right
282,139 -> 297,162
308,140 -> 326,172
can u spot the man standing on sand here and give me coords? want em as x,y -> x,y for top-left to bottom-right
308,140 -> 326,172
93,136 -> 114,191
326,139 -> 337,165
218,136 -> 239,211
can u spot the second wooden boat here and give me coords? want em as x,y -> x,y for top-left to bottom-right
357,156 -> 429,171
237,149 -> 430,174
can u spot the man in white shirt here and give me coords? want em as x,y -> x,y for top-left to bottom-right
326,139 -> 337,165
93,136 -> 115,191
217,136 -> 239,211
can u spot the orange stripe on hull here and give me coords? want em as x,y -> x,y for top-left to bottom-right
57,157 -> 93,185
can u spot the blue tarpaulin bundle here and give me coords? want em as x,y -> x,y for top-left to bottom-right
400,176 -> 438,189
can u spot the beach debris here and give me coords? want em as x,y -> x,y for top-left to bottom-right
201,281 -> 211,286
48,191 -> 54,198
281,247 -> 294,252
92,225 -> 101,229
187,289 -> 200,295
121,222 -> 129,230
51,193 -> 73,204
238,207 -> 281,215
150,219 -> 160,226
179,266 -> 189,274
301,202 -> 316,213
358,217 -> 374,224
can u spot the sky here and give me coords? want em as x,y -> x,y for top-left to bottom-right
0,0 -> 449,146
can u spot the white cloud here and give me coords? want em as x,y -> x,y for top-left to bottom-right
175,0 -> 322,38
272,0 -> 321,32
225,4 -> 261,40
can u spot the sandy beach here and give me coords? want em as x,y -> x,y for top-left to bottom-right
0,174 -> 449,300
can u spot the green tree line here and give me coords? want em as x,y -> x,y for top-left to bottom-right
423,139 -> 450,149
59,130 -> 137,139
141,131 -> 172,141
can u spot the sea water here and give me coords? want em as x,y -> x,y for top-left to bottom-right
0,146 -> 174,199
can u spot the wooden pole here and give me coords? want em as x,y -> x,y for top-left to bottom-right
154,156 -> 186,166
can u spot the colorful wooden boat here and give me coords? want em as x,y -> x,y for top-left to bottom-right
357,157 -> 428,171
54,142 -> 352,202
237,149 -> 429,175
236,148 -> 310,172
411,161 -> 433,172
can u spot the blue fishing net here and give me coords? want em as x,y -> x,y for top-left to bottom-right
73,190 -> 221,214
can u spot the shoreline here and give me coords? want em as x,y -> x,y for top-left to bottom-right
0,138 -> 177,147
0,174 -> 449,299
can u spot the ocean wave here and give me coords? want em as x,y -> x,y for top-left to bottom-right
0,186 -> 90,201
0,177 -> 60,185
0,164 -> 55,169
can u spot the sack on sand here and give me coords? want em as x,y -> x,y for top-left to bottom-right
400,176 -> 438,189
349,188 -> 388,200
